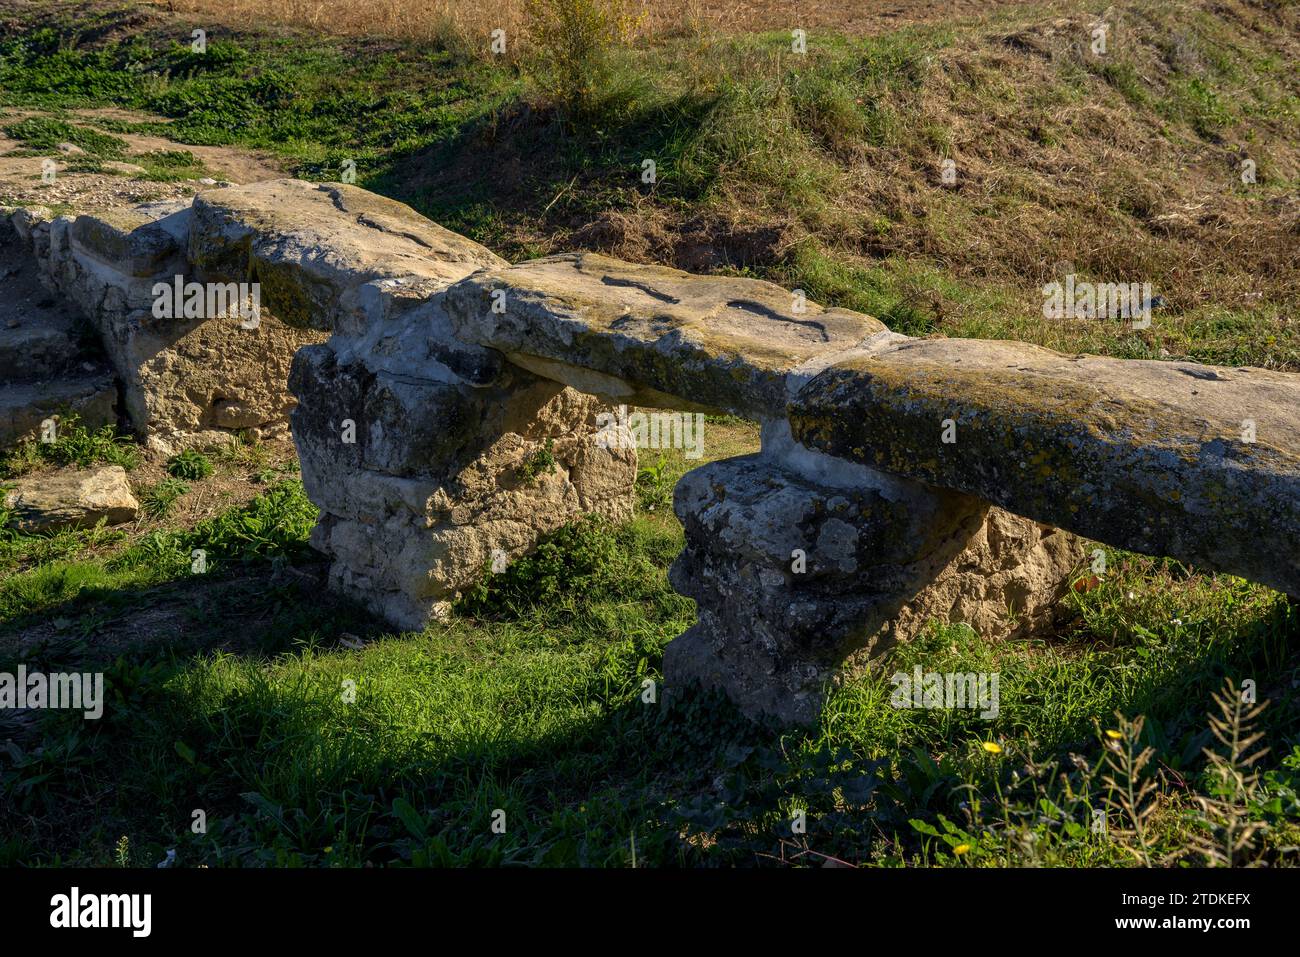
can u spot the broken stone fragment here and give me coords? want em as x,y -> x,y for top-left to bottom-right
4,465 -> 139,532
790,337 -> 1300,598
444,251 -> 887,420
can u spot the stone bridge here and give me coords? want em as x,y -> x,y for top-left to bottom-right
5,180 -> 1297,723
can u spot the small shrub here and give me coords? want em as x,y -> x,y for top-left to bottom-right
523,0 -> 638,117
517,439 -> 556,481
458,514 -> 625,616
166,449 -> 214,481
182,479 -> 316,564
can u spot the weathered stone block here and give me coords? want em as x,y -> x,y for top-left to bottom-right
445,251 -> 890,419
790,337 -> 1300,596
4,465 -> 138,532
70,203 -> 189,277
291,339 -> 638,628
190,180 -> 506,333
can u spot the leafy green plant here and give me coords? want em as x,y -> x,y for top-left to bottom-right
178,480 -> 315,566
457,513 -> 670,619
635,453 -> 674,513
166,449 -> 214,481
2,116 -> 128,158
517,439 -> 556,481
1,415 -> 140,477
523,0 -> 637,116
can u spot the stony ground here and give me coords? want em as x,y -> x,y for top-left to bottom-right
0,105 -> 283,211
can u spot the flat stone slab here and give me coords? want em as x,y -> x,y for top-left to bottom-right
70,200 -> 191,277
4,465 -> 138,532
190,180 -> 505,331
789,337 -> 1300,597
445,252 -> 889,419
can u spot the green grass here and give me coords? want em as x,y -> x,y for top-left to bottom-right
0,478 -> 315,623
2,1 -> 1296,373
131,148 -> 216,182
0,457 -> 1296,867
139,477 -> 189,519
1,115 -> 128,157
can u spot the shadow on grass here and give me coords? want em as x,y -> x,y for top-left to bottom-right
1,542 -> 1298,867
0,557 -> 380,673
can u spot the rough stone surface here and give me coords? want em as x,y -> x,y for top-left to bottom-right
291,330 -> 637,628
0,375 -> 117,447
878,509 -> 1083,645
790,337 -> 1300,597
270,193 -> 638,629
4,199 -> 325,452
445,252 -> 889,419
663,454 -> 1083,723
0,216 -> 117,446
4,465 -> 138,532
190,179 -> 506,334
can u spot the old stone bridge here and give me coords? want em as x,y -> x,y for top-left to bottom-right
5,181 -> 1297,722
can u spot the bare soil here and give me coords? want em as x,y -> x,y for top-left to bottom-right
0,105 -> 286,212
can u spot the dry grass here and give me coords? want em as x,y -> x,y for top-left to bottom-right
145,0 -> 1051,48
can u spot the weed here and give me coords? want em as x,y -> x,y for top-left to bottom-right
1,415 -> 140,477
517,439 -> 556,481
635,453 -> 674,513
166,449 -> 214,481
140,477 -> 190,519
1189,678 -> 1270,866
